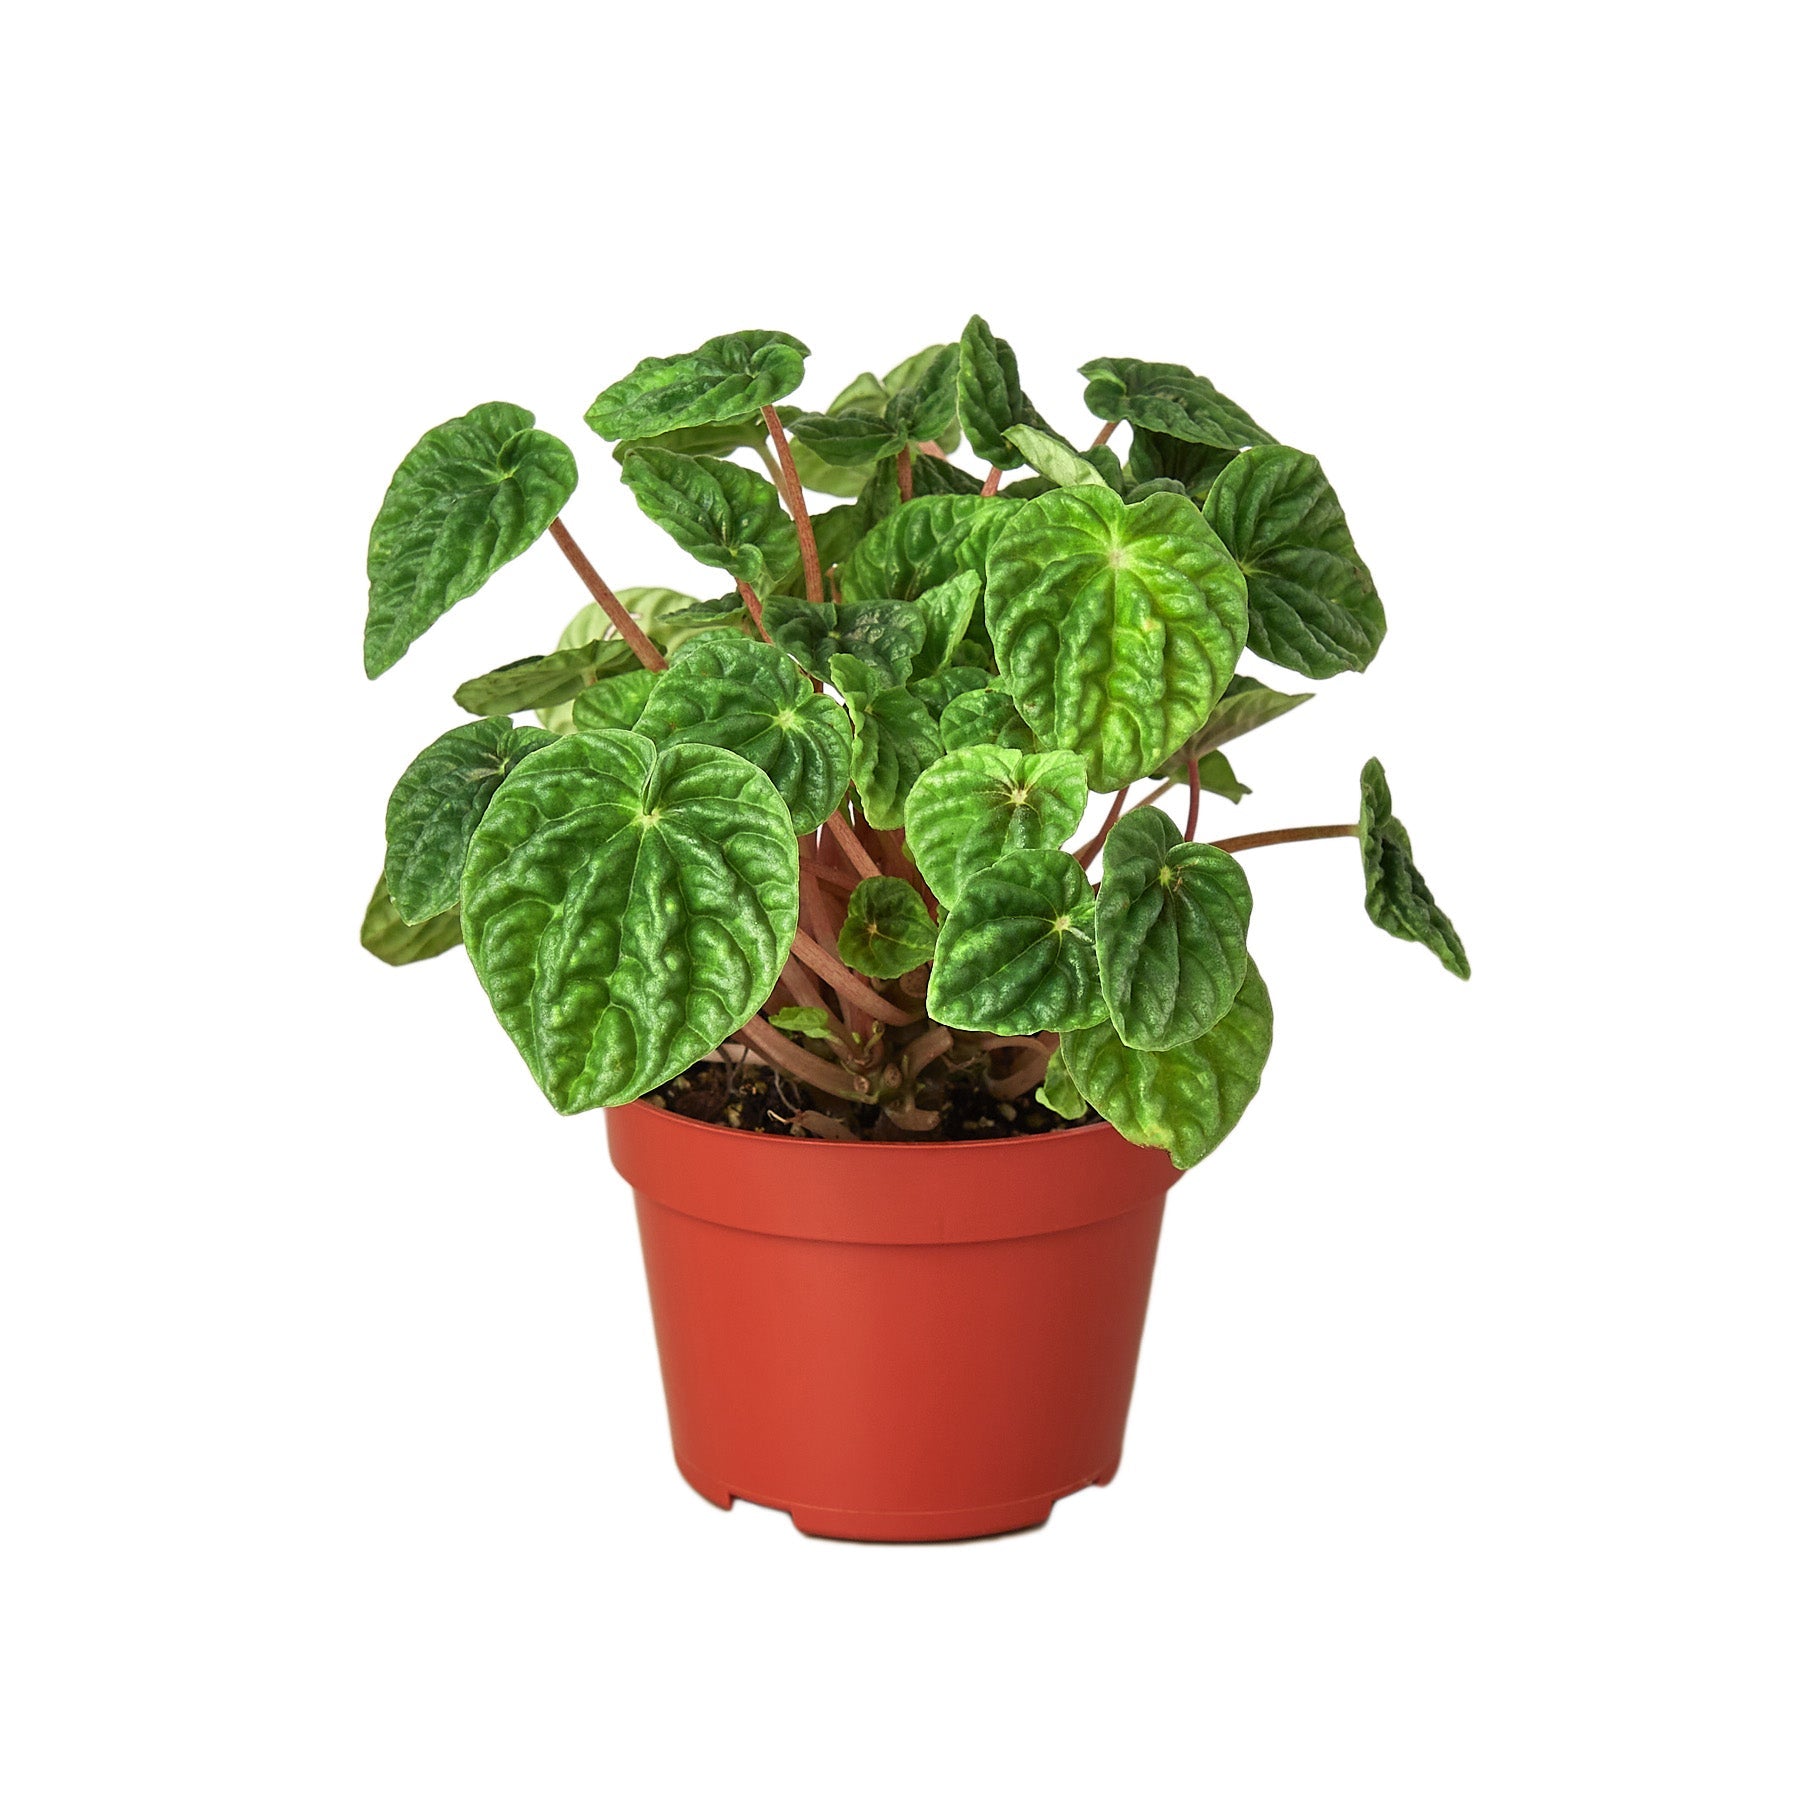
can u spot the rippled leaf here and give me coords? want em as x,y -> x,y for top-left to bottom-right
903,744 -> 1089,909
636,635 -> 850,834
839,493 -> 1023,604
913,570 -> 982,675
911,665 -> 990,721
1359,758 -> 1469,978
537,589 -> 720,732
938,687 -> 1037,752
764,596 -> 925,689
957,315 -> 1061,469
360,875 -> 464,966
585,330 -> 809,439
365,403 -> 577,678
1079,357 -> 1273,451
788,409 -> 904,467
608,412 -> 778,463
909,453 -> 985,496
1126,429 -> 1239,502
1096,808 -> 1251,1050
929,850 -> 1106,1035
885,343 -> 959,446
837,876 -> 938,978
984,486 -> 1248,789
1060,959 -> 1273,1168
830,654 -> 944,830
1204,446 -> 1385,677
570,668 -> 662,734
619,448 -> 798,593
462,731 -> 799,1112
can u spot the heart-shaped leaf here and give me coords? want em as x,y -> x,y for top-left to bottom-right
1060,959 -> 1273,1169
830,654 -> 944,830
903,744 -> 1089,909
1004,424 -> 1108,489
384,717 -> 558,925
839,494 -> 1023,605
1079,357 -> 1273,451
619,448 -> 798,593
585,330 -> 809,440
1096,808 -> 1252,1050
1204,447 -> 1385,677
462,731 -> 800,1113
984,486 -> 1249,789
365,403 -> 577,678
837,876 -> 938,978
787,409 -> 904,467
570,667 -> 662,734
360,875 -> 464,966
765,597 -> 925,689
957,315 -> 1063,470
455,638 -> 641,716
636,635 -> 851,834
769,1005 -> 839,1041
913,570 -> 983,675
1359,758 -> 1470,978
939,687 -> 1038,752
928,850 -> 1107,1035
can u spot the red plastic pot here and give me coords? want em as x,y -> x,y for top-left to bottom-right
606,1101 -> 1179,1542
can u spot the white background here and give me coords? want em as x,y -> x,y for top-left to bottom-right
4,4 -> 1795,1795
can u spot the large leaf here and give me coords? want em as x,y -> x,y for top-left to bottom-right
765,596 -> 925,689
830,654 -> 944,830
839,494 -> 1023,605
360,875 -> 464,966
1359,759 -> 1470,978
1060,959 -> 1273,1169
636,635 -> 851,834
585,330 -> 809,440
619,448 -> 798,593
939,686 -> 1038,752
903,744 -> 1089,909
1096,808 -> 1251,1050
837,876 -> 938,978
1204,446 -> 1385,677
455,639 -> 639,717
462,731 -> 799,1112
1125,429 -> 1239,502
570,668 -> 662,733
1004,424 -> 1108,489
984,486 -> 1249,789
365,403 -> 577,678
384,718 -> 557,925
1078,357 -> 1273,451
928,850 -> 1107,1035
957,315 -> 1058,470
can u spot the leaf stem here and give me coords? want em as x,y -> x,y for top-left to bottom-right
1184,746 -> 1201,841
797,852 -> 860,896
900,1024 -> 954,1081
1209,823 -> 1360,853
1074,787 -> 1130,869
737,1015 -> 868,1104
733,578 -> 776,643
980,464 -> 1003,497
896,444 -> 914,503
789,928 -> 920,1026
1091,420 -> 1118,449
760,406 -> 823,607
547,519 -> 667,671
825,812 -> 883,882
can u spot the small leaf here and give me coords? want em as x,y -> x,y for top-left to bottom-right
1196,674 -> 1314,754
455,639 -> 639,716
1004,424 -> 1108,489
1096,808 -> 1251,1050
360,875 -> 464,966
619,448 -> 798,593
884,343 -> 960,446
910,666 -> 990,722
1125,478 -> 1192,503
384,717 -> 558,925
913,570 -> 983,675
957,315 -> 1060,469
636,635 -> 851,834
365,403 -> 577,678
939,687 -> 1037,752
1081,443 -> 1129,494
837,876 -> 938,978
462,731 -> 800,1112
1060,959 -> 1273,1169
839,494 -> 1023,605
769,1005 -> 840,1041
984,486 -> 1249,789
1193,750 -> 1249,802
909,453 -> 986,497
788,409 -> 903,467
570,667 -> 663,733
903,744 -> 1089,909
1359,759 -> 1470,978
536,589 -> 721,733
1078,357 -> 1273,451
928,850 -> 1107,1035
830,654 -> 944,830
1036,1046 -> 1089,1120
585,330 -> 809,439
1204,446 -> 1385,678
765,596 -> 924,690
830,369 -> 890,414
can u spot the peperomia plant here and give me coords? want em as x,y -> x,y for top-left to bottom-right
361,323 -> 1468,1168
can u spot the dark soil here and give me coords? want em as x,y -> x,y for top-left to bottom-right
645,1056 -> 1097,1143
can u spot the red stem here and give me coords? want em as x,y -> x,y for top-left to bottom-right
789,929 -> 920,1026
733,578 -> 775,643
1184,746 -> 1201,841
761,406 -> 823,607
825,811 -> 883,882
737,1015 -> 868,1103
798,853 -> 860,896
896,444 -> 914,503
547,519 -> 667,671
1209,823 -> 1360,853
1091,420 -> 1118,449
1074,788 -> 1130,869
980,465 -> 1002,497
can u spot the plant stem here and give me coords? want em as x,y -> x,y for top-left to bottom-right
1184,746 -> 1201,841
980,464 -> 1003,497
547,519 -> 667,671
737,1015 -> 869,1104
1074,787 -> 1130,869
789,929 -> 920,1026
1091,420 -> 1118,449
760,406 -> 823,607
798,853 -> 860,896
733,578 -> 775,643
896,444 -> 914,503
1209,823 -> 1360,854
825,812 -> 882,882
754,440 -> 784,487
900,1024 -> 954,1081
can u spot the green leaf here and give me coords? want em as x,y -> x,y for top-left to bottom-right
570,667 -> 662,733
1060,959 -> 1273,1169
984,486 -> 1249,789
957,315 -> 1060,469
903,744 -> 1088,909
619,448 -> 798,593
912,570 -> 982,675
836,876 -> 938,978
1125,478 -> 1191,503
765,596 -> 925,689
462,731 -> 800,1113
1096,808 -> 1251,1050
585,330 -> 809,440
1078,357 -> 1273,451
455,639 -> 639,716
884,343 -> 959,446
1004,424 -> 1107,488
939,686 -> 1037,752
909,453 -> 985,496
788,437 -> 873,500
1359,759 -> 1470,978
1193,750 -> 1249,802
1197,673 -> 1314,753
928,850 -> 1106,1035
829,654 -> 944,830
788,409 -> 903,467
769,1005 -> 839,1041
811,503 -> 869,572
1036,1046 -> 1089,1120
635,635 -> 851,834
365,403 -> 577,678
360,874 -> 464,966
536,590 -> 719,733
839,494 -> 1023,605
1125,429 -> 1239,502
911,666 -> 991,721
384,717 -> 558,925
830,369 -> 890,413
1204,446 -> 1385,678
609,414 -> 775,463
1082,443 -> 1128,494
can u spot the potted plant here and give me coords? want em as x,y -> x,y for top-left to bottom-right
360,323 -> 1469,1540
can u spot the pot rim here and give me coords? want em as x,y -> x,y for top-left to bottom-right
613,1096 -> 1122,1153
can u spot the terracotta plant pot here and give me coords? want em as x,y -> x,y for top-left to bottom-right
606,1101 -> 1179,1542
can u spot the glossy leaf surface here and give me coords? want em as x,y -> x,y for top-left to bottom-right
839,495 -> 1022,605
1036,1046 -> 1089,1120
1359,758 -> 1470,978
570,668 -> 662,733
585,330 -> 808,439
1004,424 -> 1108,488
619,448 -> 798,593
957,315 -> 1056,469
1078,357 -> 1273,451
455,639 -> 639,717
830,654 -> 944,830
765,597 -> 925,689
912,570 -> 982,675
837,876 -> 938,979
938,686 -> 1038,752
